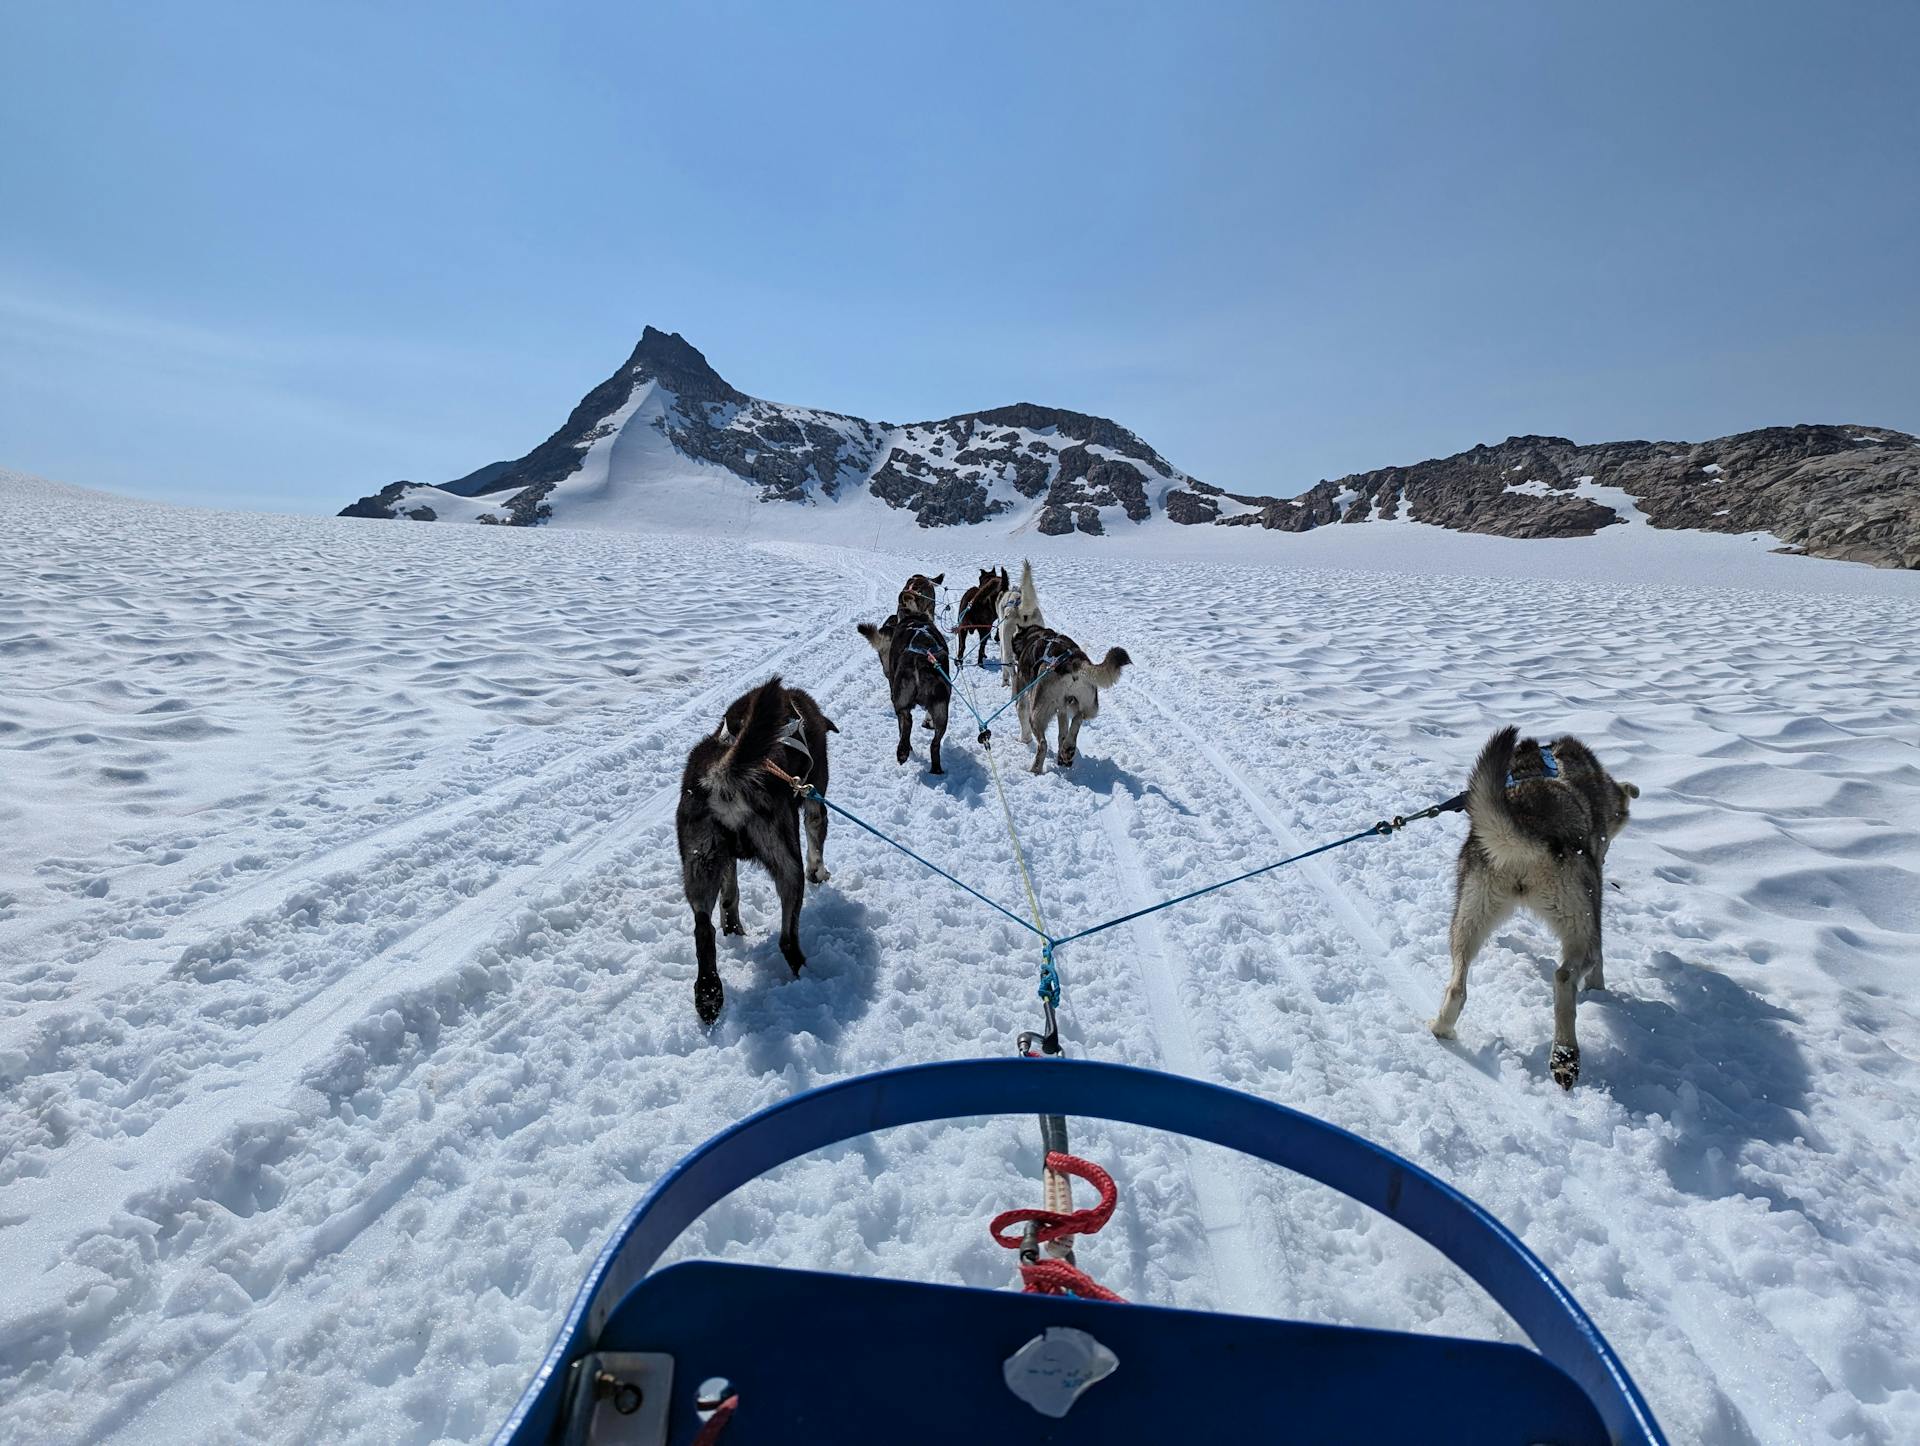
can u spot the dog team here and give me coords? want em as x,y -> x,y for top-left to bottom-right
676,560 -> 1638,1088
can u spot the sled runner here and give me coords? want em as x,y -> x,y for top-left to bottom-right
494,1059 -> 1666,1445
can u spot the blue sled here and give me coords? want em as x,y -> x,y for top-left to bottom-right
494,1058 -> 1667,1445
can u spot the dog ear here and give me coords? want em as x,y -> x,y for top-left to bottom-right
1624,782 -> 1641,798
930,572 -> 944,586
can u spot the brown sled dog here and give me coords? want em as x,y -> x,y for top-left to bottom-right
953,566 -> 1009,667
1429,726 -> 1640,1088
676,676 -> 836,1025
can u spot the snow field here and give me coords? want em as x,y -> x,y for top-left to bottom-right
2,469 -> 1917,1444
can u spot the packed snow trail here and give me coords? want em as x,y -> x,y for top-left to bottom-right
2,470 -> 1917,1445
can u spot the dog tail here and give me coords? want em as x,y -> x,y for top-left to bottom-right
1084,646 -> 1132,688
1018,559 -> 1039,619
1465,725 -> 1543,869
707,676 -> 789,790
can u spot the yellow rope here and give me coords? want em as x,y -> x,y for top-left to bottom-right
954,647 -> 1074,1233
985,735 -> 1050,940
953,651 -> 1049,939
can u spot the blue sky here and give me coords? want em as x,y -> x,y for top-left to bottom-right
2,1 -> 1915,511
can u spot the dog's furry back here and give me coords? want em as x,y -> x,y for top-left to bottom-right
1465,725 -> 1636,872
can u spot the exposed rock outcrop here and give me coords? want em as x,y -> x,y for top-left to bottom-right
1201,427 -> 1918,567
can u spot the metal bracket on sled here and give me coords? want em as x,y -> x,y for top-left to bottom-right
558,1352 -> 674,1445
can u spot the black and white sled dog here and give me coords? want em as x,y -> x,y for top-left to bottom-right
856,611 -> 951,774
676,676 -> 836,1025
1429,726 -> 1640,1088
996,560 -> 1043,690
1009,622 -> 1131,775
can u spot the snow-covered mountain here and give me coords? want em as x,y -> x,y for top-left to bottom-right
340,326 -> 1199,536
340,327 -> 1920,567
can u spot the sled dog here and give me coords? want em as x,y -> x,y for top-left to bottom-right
676,676 -> 836,1025
1008,622 -> 1131,774
856,612 -> 951,774
896,572 -> 942,620
1429,726 -> 1639,1088
953,566 -> 1009,668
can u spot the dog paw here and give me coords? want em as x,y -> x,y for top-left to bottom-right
895,745 -> 910,765
1550,1044 -> 1580,1090
807,866 -> 831,885
695,977 -> 724,1026
1428,1018 -> 1455,1039
721,915 -> 745,936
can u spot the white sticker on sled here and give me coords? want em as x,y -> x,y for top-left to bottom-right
1002,1326 -> 1119,1418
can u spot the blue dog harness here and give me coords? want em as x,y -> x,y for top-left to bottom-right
1507,742 -> 1559,790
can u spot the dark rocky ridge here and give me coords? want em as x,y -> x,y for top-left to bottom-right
339,330 -> 1917,567
1163,426 -> 1918,567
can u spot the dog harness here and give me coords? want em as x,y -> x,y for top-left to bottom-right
899,618 -> 946,660
759,707 -> 817,794
777,713 -> 811,763
1020,629 -> 1077,676
1506,742 -> 1559,790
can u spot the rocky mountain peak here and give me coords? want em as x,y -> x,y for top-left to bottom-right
624,327 -> 744,405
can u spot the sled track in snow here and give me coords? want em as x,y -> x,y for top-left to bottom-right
51,563 -> 920,1444
1082,781 -> 1269,1314
0,557 -> 892,1431
0,565 -> 884,1039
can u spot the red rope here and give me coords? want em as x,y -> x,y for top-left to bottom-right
1019,1257 -> 1127,1302
989,1151 -> 1126,1302
989,1152 -> 1118,1249
690,1394 -> 738,1445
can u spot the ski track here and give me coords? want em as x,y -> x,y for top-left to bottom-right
3,475 -> 1917,1445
